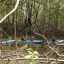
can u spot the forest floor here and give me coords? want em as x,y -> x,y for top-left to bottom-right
0,36 -> 64,64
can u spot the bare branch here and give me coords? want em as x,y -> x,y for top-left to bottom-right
0,0 -> 20,23
33,31 -> 64,57
1,58 -> 64,61
0,28 -> 10,38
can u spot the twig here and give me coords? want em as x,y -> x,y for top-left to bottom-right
1,58 -> 64,61
0,28 -> 10,38
33,31 -> 64,57
6,59 -> 10,64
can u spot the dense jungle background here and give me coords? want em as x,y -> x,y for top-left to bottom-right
0,0 -> 64,38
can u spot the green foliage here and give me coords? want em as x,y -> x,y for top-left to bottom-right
0,0 -> 64,36
25,48 -> 39,64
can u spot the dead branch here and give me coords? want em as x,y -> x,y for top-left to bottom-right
0,28 -> 10,38
0,0 -> 20,23
1,58 -> 64,61
33,31 -> 64,57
